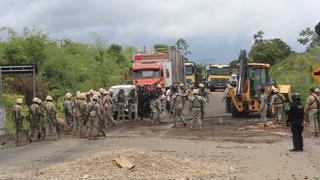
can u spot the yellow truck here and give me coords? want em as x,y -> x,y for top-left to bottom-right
206,64 -> 231,92
185,62 -> 196,88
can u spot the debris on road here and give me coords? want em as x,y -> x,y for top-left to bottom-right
23,149 -> 240,179
247,121 -> 284,130
113,157 -> 135,170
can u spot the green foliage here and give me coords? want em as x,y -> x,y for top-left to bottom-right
154,44 -> 169,53
175,38 -> 191,56
249,37 -> 292,65
270,47 -> 320,101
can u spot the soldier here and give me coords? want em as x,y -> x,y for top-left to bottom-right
44,96 -> 57,138
259,88 -> 268,128
198,83 -> 209,103
71,93 -> 81,135
101,90 -> 117,127
78,93 -> 88,138
305,88 -> 320,137
64,93 -> 73,130
178,83 -> 188,111
188,89 -> 206,129
127,88 -> 138,120
271,87 -> 286,123
150,95 -> 166,124
87,94 -> 102,140
170,86 -> 187,128
116,88 -> 127,120
222,84 -> 233,113
28,98 -> 42,142
12,99 -> 25,146
287,93 -> 304,151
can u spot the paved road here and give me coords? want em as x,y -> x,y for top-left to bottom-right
1,92 -> 319,179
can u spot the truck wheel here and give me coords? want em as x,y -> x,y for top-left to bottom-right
210,87 -> 215,92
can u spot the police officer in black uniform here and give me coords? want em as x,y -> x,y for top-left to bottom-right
286,92 -> 304,152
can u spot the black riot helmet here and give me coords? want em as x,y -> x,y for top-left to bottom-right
291,92 -> 301,101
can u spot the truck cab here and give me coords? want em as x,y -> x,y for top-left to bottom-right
185,62 -> 196,88
207,64 -> 231,92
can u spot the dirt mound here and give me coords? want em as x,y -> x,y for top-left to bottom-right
25,149 -> 240,179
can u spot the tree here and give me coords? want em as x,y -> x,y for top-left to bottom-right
175,38 -> 191,56
249,38 -> 292,65
315,22 -> 320,37
108,44 -> 126,63
253,31 -> 265,43
153,44 -> 169,53
297,27 -> 317,47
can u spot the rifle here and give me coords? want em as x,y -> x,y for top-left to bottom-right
44,105 -> 60,139
83,102 -> 96,126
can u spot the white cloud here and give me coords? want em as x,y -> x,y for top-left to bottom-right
0,0 -> 319,63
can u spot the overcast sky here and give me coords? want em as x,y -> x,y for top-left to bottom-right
0,0 -> 319,64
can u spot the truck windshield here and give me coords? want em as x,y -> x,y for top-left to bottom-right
210,67 -> 230,75
185,65 -> 194,76
133,70 -> 160,79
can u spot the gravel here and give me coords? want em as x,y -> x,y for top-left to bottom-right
22,149 -> 241,180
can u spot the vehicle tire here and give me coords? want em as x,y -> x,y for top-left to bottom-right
210,87 -> 215,92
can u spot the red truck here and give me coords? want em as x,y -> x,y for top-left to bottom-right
131,47 -> 186,91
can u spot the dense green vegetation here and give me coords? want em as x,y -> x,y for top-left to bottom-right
0,27 -> 135,132
247,22 -> 320,101
0,27 -> 134,101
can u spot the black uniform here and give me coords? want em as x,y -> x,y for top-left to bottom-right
287,99 -> 304,151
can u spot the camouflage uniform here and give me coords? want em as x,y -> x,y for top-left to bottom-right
150,97 -> 161,124
44,97 -> 57,136
29,98 -> 43,142
260,93 -> 268,123
116,90 -> 127,120
305,93 -> 319,134
12,99 -> 24,145
63,94 -> 73,131
178,87 -> 188,111
102,93 -> 117,127
127,89 -> 138,120
78,95 -> 88,138
271,92 -> 286,123
71,96 -> 81,134
171,92 -> 186,127
189,91 -> 206,129
87,97 -> 102,140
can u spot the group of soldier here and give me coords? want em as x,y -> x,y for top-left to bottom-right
12,83 -> 209,146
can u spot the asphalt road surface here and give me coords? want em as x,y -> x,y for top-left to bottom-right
1,92 -> 319,179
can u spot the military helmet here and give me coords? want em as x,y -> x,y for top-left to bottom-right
79,93 -> 86,100
226,84 -> 231,88
89,89 -> 95,94
76,91 -> 81,95
315,88 -> 320,93
291,92 -> 301,101
65,92 -> 72,99
102,90 -> 109,95
179,83 -> 185,87
76,93 -> 82,99
199,83 -> 205,88
16,99 -> 23,104
99,88 -> 105,94
86,91 -> 90,95
92,94 -> 99,101
193,89 -> 199,94
46,96 -> 53,101
95,92 -> 102,98
32,97 -> 38,103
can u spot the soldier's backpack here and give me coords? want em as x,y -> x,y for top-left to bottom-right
192,96 -> 202,108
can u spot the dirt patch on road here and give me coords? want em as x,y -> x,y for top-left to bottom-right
22,149 -> 242,180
